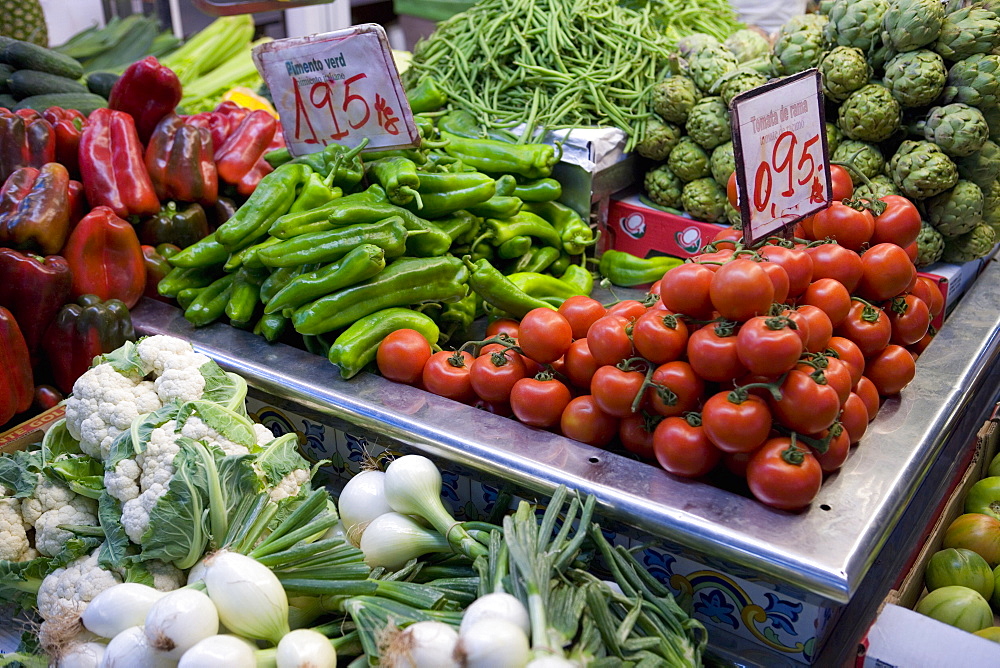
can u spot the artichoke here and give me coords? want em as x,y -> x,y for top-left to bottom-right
724,29 -> 771,63
838,84 -> 902,142
819,47 -> 871,102
719,68 -> 768,106
833,140 -> 886,181
980,105 -> 1000,142
982,180 -> 1000,236
920,103 -> 989,157
934,6 -> 1000,62
677,33 -> 722,60
682,177 -> 728,223
824,0 -> 890,51
652,75 -> 701,125
890,140 -> 959,199
854,174 -> 902,200
668,137 -> 711,182
688,45 -> 739,94
644,165 -> 684,209
869,41 -> 899,73
685,97 -> 731,151
881,0 -> 945,52
882,50 -> 947,108
942,54 -> 1000,108
826,122 -> 844,155
710,141 -> 736,186
941,223 -> 996,262
924,179 -> 984,237
956,139 -> 1000,190
783,14 -> 829,32
915,221 -> 945,267
771,25 -> 826,77
635,117 -> 683,161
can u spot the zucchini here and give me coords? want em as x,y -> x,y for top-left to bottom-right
0,93 -> 16,109
85,71 -> 119,99
13,92 -> 106,115
0,64 -> 12,93
1,40 -> 84,80
9,70 -> 88,100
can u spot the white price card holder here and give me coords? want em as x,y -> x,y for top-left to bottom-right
730,69 -> 832,245
252,24 -> 420,157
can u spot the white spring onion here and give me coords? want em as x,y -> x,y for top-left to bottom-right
525,658 -> 578,667
321,520 -> 348,542
455,619 -> 530,668
57,641 -> 106,668
382,621 -> 460,668
143,588 -> 220,659
177,634 -> 257,668
359,512 -> 452,570
186,559 -> 208,586
459,592 -> 530,637
203,550 -> 290,645
101,626 -> 175,668
275,628 -> 337,668
82,583 -> 166,639
336,470 -> 393,546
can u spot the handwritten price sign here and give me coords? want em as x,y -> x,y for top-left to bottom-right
731,69 -> 831,245
252,24 -> 420,157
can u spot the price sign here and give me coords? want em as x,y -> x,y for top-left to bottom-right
252,24 -> 420,157
731,69 -> 831,245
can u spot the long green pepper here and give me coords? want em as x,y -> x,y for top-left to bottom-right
185,274 -> 236,327
257,217 -> 410,268
264,243 -> 387,316
215,163 -> 310,251
462,256 -> 555,318
268,186 -> 388,239
328,307 -> 440,379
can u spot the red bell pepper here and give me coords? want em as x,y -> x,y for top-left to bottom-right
61,205 -> 146,308
0,248 -> 72,357
0,306 -> 33,426
68,179 -> 87,230
42,107 -> 86,178
142,243 -> 181,302
215,109 -> 277,197
0,163 -> 72,255
79,108 -> 160,219
0,108 -> 55,184
41,294 -> 136,394
108,56 -> 182,144
145,113 -> 218,206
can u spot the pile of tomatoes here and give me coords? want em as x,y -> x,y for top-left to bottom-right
376,166 -> 945,511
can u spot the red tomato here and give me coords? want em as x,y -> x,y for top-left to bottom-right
619,414 -> 657,459
856,243 -> 916,303
910,330 -> 935,357
649,279 -> 662,296
811,201 -> 874,251
509,376 -> 572,428
829,165 -> 854,201
653,415 -> 721,478
693,248 -> 735,269
778,306 -> 811,348
769,369 -> 840,434
887,294 -> 930,346
591,365 -> 647,418
793,304 -> 833,352
701,391 -> 772,454
865,344 -> 916,395
825,336 -> 865,385
632,310 -> 689,364
486,318 -> 519,338
518,308 -> 573,364
559,395 -> 619,447
727,171 -> 739,208
469,349 -> 527,403
687,323 -> 747,383
710,258 -> 774,321
840,392 -> 869,444
422,351 -> 476,403
736,315 -> 803,376
800,278 -> 851,327
586,314 -> 634,367
911,276 -> 945,317
759,261 -> 790,305
647,361 -> 705,417
853,376 -> 881,421
659,263 -> 716,318
746,437 -> 823,510
835,301 -> 892,357
872,195 -> 921,248
724,450 -> 755,477
564,338 -> 600,389
558,295 -> 607,340
806,243 -> 864,293
377,329 -> 433,384
606,299 -> 648,321
759,245 -> 814,298
903,241 -> 918,264
799,214 -> 816,241
816,356 -> 854,405
713,226 -> 744,250
811,424 -> 851,473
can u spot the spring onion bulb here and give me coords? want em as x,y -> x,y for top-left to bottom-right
525,658 -> 578,667
359,512 -> 452,570
203,550 -> 290,645
56,641 -> 106,668
177,635 -> 257,668
143,588 -> 220,659
459,592 -> 530,637
102,626 -> 176,667
382,621 -> 460,668
186,559 -> 209,586
455,619 -> 530,668
275,629 -> 337,668
336,470 -> 393,546
82,583 -> 166,639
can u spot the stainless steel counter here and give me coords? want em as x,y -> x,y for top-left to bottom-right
132,258 -> 1000,607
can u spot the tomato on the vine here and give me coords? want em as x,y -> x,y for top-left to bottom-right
713,227 -> 744,250
856,243 -> 916,303
853,375 -> 881,421
585,314 -> 633,366
486,318 -> 519,338
469,349 -> 527,403
558,295 -> 607,340
825,335 -> 865,385
518,308 -> 573,364
810,423 -> 851,473
810,201 -> 874,252
687,322 -> 747,383
911,276 -> 945,318
736,315 -> 803,376
377,329 -> 433,385
835,300 -> 892,357
659,263 -> 716,318
746,437 -> 824,510
759,261 -> 790,305
564,338 -> 600,389
710,258 -> 774,321
619,413 -> 659,459
509,376 -> 572,428
422,351 -> 476,403
806,243 -> 864,293
872,195 -> 921,248
632,310 -> 689,364
653,414 -> 721,478
591,364 -> 647,418
840,392 -> 869,444
727,171 -> 739,209
888,294 -> 931,346
830,165 -> 854,201
811,356 -> 853,405
789,304 -> 832,352
647,361 -> 705,417
769,369 -> 840,434
693,248 -> 735,270
864,344 -> 916,395
910,329 -> 936,357
800,278 -> 851,327
759,244 -> 814,298
701,390 -> 772,454
559,395 -> 619,447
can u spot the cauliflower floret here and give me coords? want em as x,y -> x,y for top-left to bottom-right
136,335 -> 210,377
0,497 -> 29,561
104,458 -> 141,504
21,547 -> 39,560
268,468 -> 310,502
35,497 -> 98,557
22,477 -> 77,526
154,365 -> 206,405
136,423 -> 182,493
121,489 -> 161,544
65,364 -> 162,459
254,423 -> 276,447
146,560 -> 184,592
36,552 -> 121,621
180,416 -> 250,457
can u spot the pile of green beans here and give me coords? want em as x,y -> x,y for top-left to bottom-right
403,0 -> 741,151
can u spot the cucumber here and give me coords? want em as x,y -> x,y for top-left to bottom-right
13,92 -> 107,115
85,71 -> 119,99
0,93 -> 16,109
1,40 -> 84,80
0,64 -> 12,93
9,70 -> 88,100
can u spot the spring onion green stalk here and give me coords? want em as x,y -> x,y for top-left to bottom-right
343,596 -> 464,662
143,588 -> 220,659
360,512 -> 453,570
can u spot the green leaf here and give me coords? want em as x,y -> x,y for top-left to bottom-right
40,419 -> 83,461
97,340 -> 146,377
254,433 -> 308,487
0,536 -> 100,614
0,451 -> 41,498
176,400 -> 256,449
97,491 -> 131,571
106,429 -> 137,470
44,455 -> 104,500
199,361 -> 249,415
121,558 -> 155,587
128,402 -> 183,460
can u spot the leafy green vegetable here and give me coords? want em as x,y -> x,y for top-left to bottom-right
253,433 -> 309,487
96,340 -> 145,377
43,456 -> 104,499
97,491 -> 131,571
0,537 -> 101,613
40,419 -> 82,461
199,362 -> 249,415
0,450 -> 41,498
176,400 -> 256,448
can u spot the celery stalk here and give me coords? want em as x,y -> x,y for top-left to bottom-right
179,37 -> 271,112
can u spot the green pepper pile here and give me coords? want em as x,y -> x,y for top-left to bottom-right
155,113 -> 598,378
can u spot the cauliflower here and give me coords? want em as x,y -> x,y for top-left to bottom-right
268,468 -> 311,502
121,488 -> 160,544
154,365 -> 207,404
22,477 -> 76,527
35,497 -> 98,557
104,458 -> 141,504
0,497 -> 30,561
136,335 -> 209,377
254,423 -> 276,447
36,552 -> 121,621
146,560 -> 184,591
181,415 -> 251,457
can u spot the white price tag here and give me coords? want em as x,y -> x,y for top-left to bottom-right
731,69 -> 831,245
252,23 -> 420,156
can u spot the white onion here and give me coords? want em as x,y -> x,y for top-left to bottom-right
82,583 -> 165,639
100,626 -> 175,668
143,588 -> 219,659
186,559 -> 209,586
455,619 -> 530,668
525,657 -> 578,667
337,470 -> 393,545
275,628 -> 337,668
203,551 -> 290,645
57,641 -> 106,668
360,512 -> 452,570
177,635 -> 257,668
459,592 -> 530,637
384,621 -> 459,668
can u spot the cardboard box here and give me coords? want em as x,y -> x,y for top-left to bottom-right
606,192 -> 727,260
919,256 -> 988,330
0,405 -> 65,454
